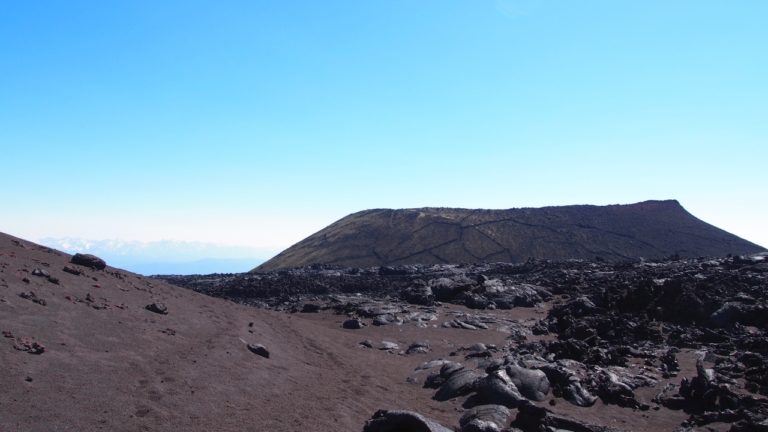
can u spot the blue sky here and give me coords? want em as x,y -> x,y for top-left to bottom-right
1,0 -> 766,270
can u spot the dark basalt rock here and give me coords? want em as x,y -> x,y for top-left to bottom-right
31,268 -> 50,277
145,303 -> 168,315
70,253 -> 107,270
342,318 -> 365,329
363,409 -> 453,432
406,341 -> 431,355
536,363 -> 597,407
434,367 -> 485,402
472,369 -> 527,408
301,303 -> 320,313
512,403 -> 620,432
504,365 -> 550,402
379,341 -> 399,351
402,282 -> 435,306
459,405 -> 512,432
372,314 -> 401,326
62,265 -> 82,276
19,291 -> 46,306
247,343 -> 270,358
13,337 -> 45,355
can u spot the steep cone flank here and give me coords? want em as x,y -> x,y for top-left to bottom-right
255,200 -> 765,271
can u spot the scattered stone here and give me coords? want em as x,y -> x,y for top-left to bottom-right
359,340 -> 374,348
380,341 -> 399,351
406,341 -> 431,355
62,266 -> 82,276
247,343 -> 270,358
301,303 -> 320,313
342,318 -> 365,329
70,253 -> 107,270
373,314 -> 402,326
443,318 -> 490,330
31,268 -> 50,277
145,303 -> 168,315
18,291 -> 46,306
13,337 -> 45,355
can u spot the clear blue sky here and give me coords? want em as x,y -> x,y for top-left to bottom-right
1,0 -> 766,255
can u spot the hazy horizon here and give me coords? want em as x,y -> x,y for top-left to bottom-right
2,1 -> 766,261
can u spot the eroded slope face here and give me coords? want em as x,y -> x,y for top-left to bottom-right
256,200 -> 765,271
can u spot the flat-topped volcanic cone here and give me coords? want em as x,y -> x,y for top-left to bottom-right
0,232 -> 469,431
256,200 -> 764,271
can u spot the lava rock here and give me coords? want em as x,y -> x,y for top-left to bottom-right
247,343 -> 270,358
505,365 -> 550,401
145,303 -> 168,315
62,265 -> 82,276
373,314 -> 401,326
512,403 -> 618,432
363,409 -> 453,432
474,369 -> 527,408
459,405 -> 512,432
19,291 -> 46,306
537,363 -> 598,407
406,341 -> 431,355
460,419 -> 501,432
342,318 -> 365,329
434,368 -> 484,401
70,253 -> 107,270
13,337 -> 45,355
301,303 -> 321,313
31,268 -> 50,277
380,341 -> 399,351
403,283 -> 435,306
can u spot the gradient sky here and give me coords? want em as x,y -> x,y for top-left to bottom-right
1,0 -> 766,260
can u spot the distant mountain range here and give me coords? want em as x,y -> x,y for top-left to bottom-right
255,200 -> 765,271
39,238 -> 271,275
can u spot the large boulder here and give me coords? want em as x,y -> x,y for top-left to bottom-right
363,410 -> 453,432
537,362 -> 597,407
505,365 -> 550,401
70,253 -> 107,270
474,369 -> 527,408
434,366 -> 485,401
459,405 -> 512,432
342,318 -> 365,329
402,282 -> 435,306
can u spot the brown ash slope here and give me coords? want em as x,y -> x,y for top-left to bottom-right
0,232 -> 461,432
255,200 -> 764,271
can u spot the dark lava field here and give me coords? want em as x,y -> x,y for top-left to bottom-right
158,253 -> 768,432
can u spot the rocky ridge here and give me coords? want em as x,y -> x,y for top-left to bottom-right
255,200 -> 764,271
